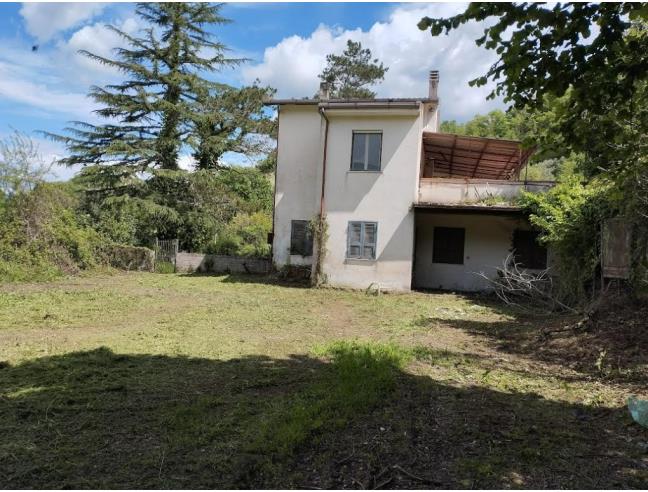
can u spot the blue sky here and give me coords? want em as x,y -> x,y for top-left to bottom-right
0,2 -> 504,176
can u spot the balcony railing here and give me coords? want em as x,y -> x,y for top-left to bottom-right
418,177 -> 553,205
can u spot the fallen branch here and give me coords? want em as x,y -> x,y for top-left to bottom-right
476,253 -> 579,315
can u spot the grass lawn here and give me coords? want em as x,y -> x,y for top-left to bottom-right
1,272 -> 646,488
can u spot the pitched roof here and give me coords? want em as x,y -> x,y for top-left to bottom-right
265,97 -> 436,107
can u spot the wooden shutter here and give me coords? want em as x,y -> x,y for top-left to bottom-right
363,222 -> 377,259
347,222 -> 363,258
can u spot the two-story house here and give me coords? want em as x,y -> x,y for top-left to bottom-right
267,71 -> 552,291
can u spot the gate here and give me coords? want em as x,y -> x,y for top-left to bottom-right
601,218 -> 631,279
154,238 -> 179,269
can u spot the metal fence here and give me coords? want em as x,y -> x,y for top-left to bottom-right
154,238 -> 179,269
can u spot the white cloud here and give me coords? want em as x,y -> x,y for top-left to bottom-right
0,60 -> 95,119
20,2 -> 107,43
57,17 -> 140,83
0,13 -> 141,120
242,4 -> 504,121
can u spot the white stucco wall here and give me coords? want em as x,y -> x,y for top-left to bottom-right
272,105 -> 323,267
321,111 -> 421,291
413,212 -> 547,291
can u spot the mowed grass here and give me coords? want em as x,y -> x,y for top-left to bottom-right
0,273 -> 646,488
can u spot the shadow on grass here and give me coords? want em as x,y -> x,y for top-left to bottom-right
428,312 -> 648,388
0,346 -> 646,489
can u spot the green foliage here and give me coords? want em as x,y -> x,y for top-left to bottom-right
440,107 -> 589,181
440,109 -> 523,140
0,183 -> 103,282
419,3 -> 646,110
192,84 -> 277,169
155,261 -> 176,274
519,177 -> 619,303
420,5 -> 648,180
318,40 -> 388,99
212,166 -> 273,213
92,195 -> 182,248
206,211 -> 271,257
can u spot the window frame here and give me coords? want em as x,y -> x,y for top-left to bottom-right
290,220 -> 313,257
432,226 -> 465,265
512,229 -> 547,269
350,131 -> 383,172
346,221 -> 378,260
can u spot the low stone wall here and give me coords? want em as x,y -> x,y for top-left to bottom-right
103,244 -> 155,272
175,252 -> 271,274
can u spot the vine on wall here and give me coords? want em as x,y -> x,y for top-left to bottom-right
309,214 -> 329,287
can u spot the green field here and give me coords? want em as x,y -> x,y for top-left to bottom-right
1,273 -> 646,488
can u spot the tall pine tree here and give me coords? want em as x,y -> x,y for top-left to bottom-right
50,3 -> 240,175
192,83 -> 276,170
318,40 -> 388,99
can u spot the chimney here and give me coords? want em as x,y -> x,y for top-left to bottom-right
428,70 -> 439,100
318,82 -> 330,100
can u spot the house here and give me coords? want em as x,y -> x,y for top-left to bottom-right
266,71 -> 553,291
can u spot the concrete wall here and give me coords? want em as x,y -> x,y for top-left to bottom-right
418,178 -> 554,204
321,111 -> 421,291
413,212 -> 544,291
176,253 -> 271,274
272,105 -> 324,268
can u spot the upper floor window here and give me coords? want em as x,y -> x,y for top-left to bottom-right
351,131 -> 382,171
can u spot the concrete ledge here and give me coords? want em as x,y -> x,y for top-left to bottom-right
175,253 -> 271,274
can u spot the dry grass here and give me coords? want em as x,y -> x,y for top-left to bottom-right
0,272 -> 646,488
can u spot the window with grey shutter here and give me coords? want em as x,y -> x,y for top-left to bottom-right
350,132 -> 382,171
290,220 -> 313,256
347,221 -> 377,260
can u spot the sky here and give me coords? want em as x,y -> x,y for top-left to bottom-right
0,2 -> 505,179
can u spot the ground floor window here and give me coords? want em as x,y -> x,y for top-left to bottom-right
347,221 -> 377,259
432,227 -> 465,264
290,220 -> 313,256
512,230 -> 547,269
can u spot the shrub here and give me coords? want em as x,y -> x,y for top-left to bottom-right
0,183 -> 103,282
101,244 -> 155,272
519,176 -> 618,304
206,211 -> 271,257
155,261 -> 176,274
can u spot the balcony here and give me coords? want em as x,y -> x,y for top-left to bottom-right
416,132 -> 553,210
417,177 -> 553,206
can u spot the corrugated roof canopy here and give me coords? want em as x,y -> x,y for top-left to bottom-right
422,132 -> 533,180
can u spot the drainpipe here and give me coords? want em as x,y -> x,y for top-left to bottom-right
318,107 -> 330,216
311,106 -> 330,285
